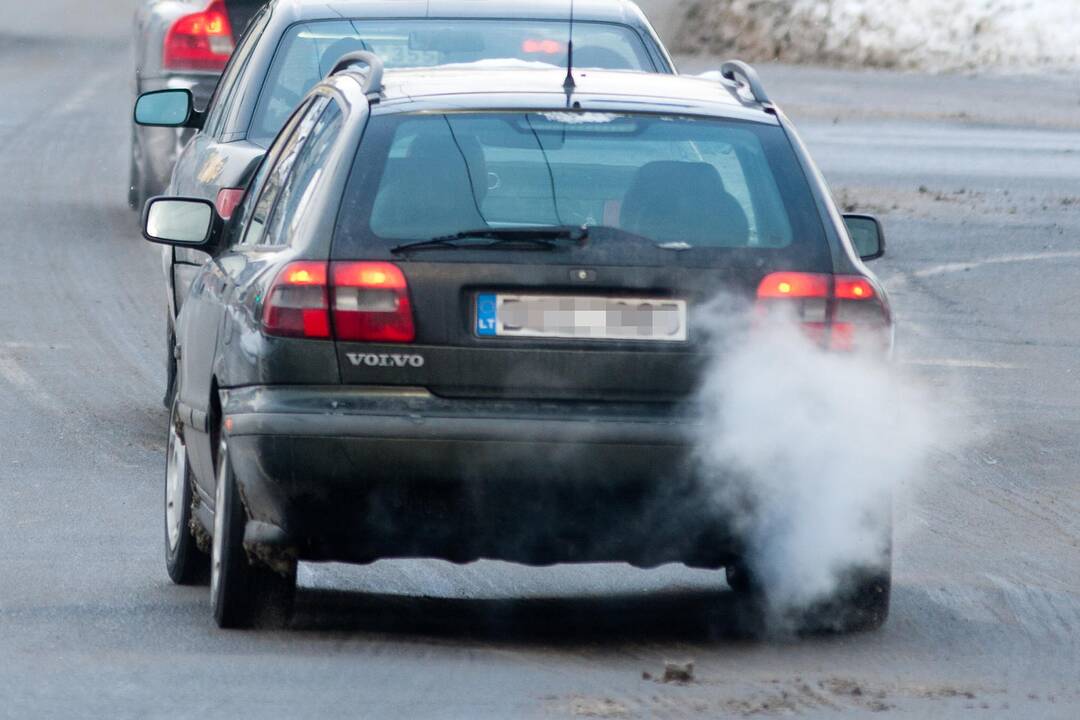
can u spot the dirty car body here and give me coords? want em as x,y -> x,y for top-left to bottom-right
147,64 -> 892,628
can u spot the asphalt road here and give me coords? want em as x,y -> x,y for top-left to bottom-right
1,4 -> 1078,718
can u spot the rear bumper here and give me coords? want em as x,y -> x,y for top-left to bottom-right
221,386 -> 740,569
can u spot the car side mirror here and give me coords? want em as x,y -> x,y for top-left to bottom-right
143,197 -> 222,250
843,214 -> 886,261
134,89 -> 203,129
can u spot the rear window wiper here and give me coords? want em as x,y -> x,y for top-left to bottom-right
390,226 -> 588,255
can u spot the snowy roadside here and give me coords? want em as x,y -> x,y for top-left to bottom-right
674,0 -> 1080,73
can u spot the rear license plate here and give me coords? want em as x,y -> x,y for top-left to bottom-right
476,293 -> 688,342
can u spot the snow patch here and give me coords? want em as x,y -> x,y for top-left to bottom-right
676,0 -> 1080,72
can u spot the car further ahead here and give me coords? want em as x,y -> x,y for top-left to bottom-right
131,0 -> 264,209
142,56 -> 893,631
133,0 -> 675,409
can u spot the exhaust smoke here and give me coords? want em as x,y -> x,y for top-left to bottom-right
693,298 -> 954,631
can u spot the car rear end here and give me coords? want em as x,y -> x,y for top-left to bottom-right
222,83 -> 892,572
132,0 -> 263,199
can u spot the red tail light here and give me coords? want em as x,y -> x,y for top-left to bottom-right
214,187 -> 245,220
331,262 -> 415,343
756,272 -> 889,352
261,261 -> 415,343
163,0 -> 235,72
262,262 -> 330,339
757,272 -> 830,299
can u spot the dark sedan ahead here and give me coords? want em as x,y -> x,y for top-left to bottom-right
134,0 -> 675,408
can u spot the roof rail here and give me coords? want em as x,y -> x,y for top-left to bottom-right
720,60 -> 772,107
330,51 -> 385,102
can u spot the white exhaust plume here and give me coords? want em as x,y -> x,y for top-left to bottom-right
693,298 -> 955,630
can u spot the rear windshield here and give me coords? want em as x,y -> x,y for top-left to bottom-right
333,111 -> 830,269
249,19 -> 659,144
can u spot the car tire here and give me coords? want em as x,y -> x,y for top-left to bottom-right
165,405 -> 210,585
800,511 -> 894,634
725,560 -> 760,595
729,511 -> 892,634
798,564 -> 892,635
726,557 -> 890,634
211,433 -> 295,629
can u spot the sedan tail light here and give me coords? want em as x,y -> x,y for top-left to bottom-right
261,261 -> 415,343
163,0 -> 235,73
214,187 -> 245,221
756,272 -> 889,352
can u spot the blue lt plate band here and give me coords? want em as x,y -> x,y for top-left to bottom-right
476,293 -> 499,337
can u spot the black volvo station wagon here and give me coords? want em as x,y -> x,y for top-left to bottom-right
144,56 -> 893,630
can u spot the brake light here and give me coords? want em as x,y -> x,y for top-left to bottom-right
262,261 -> 416,342
757,272 -> 830,299
215,187 -> 245,220
332,262 -> 415,343
262,262 -> 330,339
163,0 -> 235,72
522,39 -> 563,55
835,276 -> 875,300
756,272 -> 888,352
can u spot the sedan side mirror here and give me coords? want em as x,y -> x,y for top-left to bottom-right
143,197 -> 222,250
134,89 -> 203,129
843,214 -> 886,261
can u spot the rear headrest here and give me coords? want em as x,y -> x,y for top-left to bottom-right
621,161 -> 750,247
408,132 -> 489,201
319,37 -> 372,77
370,154 -> 486,239
628,161 -> 728,195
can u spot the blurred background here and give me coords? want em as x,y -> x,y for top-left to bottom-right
10,0 -> 1078,73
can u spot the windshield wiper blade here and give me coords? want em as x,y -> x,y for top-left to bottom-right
390,226 -> 588,255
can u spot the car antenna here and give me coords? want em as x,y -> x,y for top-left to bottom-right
563,0 -> 577,98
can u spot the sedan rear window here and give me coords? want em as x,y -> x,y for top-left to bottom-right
334,112 -> 830,269
249,19 -> 658,144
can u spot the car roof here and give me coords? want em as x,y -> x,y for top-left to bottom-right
346,66 -> 778,124
274,0 -> 647,24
